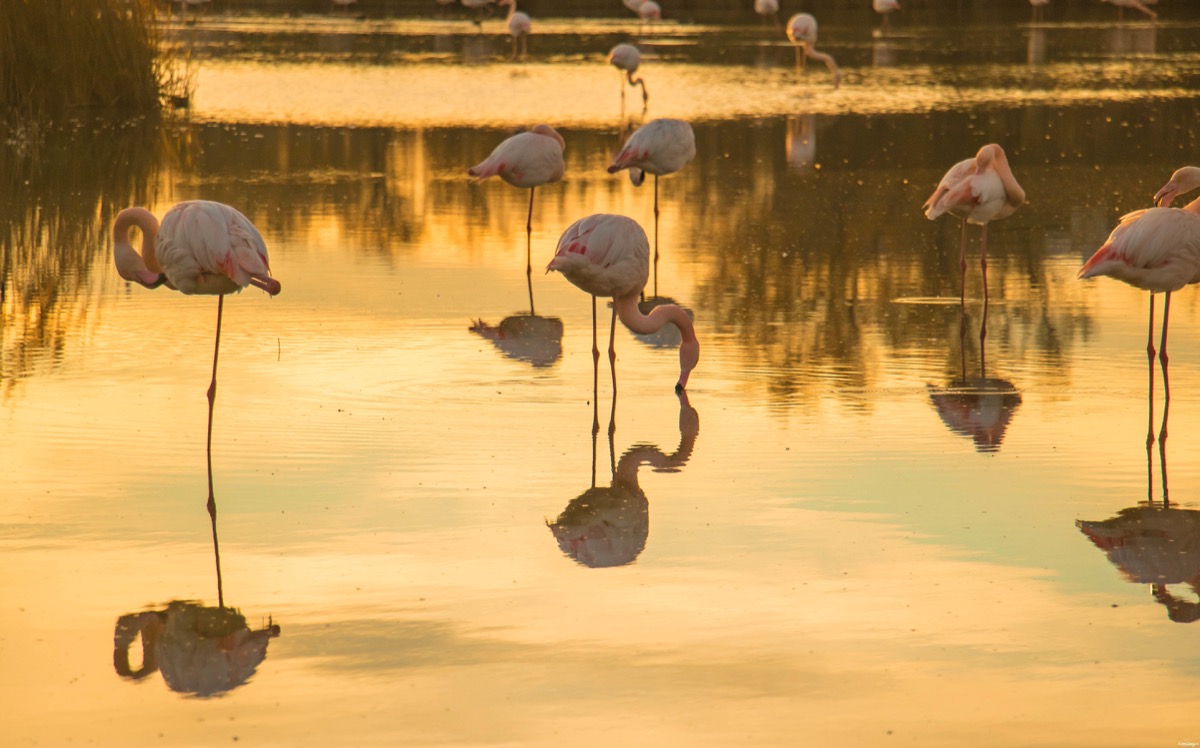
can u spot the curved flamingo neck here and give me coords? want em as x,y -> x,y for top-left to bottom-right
613,293 -> 700,390
1184,195 -> 1200,216
112,207 -> 168,288
805,47 -> 841,88
502,0 -> 517,20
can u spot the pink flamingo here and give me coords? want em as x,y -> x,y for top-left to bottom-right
498,0 -> 530,60
1101,0 -> 1157,21
1079,166 -> 1200,441
785,13 -> 841,89
547,214 -> 699,397
112,200 -> 281,512
924,144 -> 1024,369
468,125 -> 566,308
754,0 -> 780,27
607,118 -> 695,297
637,0 -> 661,21
608,43 -> 649,108
873,0 -> 901,32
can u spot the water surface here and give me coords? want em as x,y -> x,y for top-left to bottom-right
4,10 -> 1200,747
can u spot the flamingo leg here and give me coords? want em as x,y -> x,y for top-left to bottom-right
526,186 -> 535,314
609,304 -> 618,437
592,295 -> 600,436
205,295 -> 225,608
1146,292 -> 1156,449
653,173 -> 660,298
958,218 -> 968,310
1160,291 -> 1171,448
978,224 -> 989,377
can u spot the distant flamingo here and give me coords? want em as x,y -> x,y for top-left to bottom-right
607,118 -> 696,297
1078,166 -> 1200,428
786,13 -> 841,89
461,0 -> 495,27
608,43 -> 649,108
924,144 -> 1025,309
638,0 -> 661,21
1029,0 -> 1049,23
622,0 -> 645,13
112,200 -> 281,512
754,0 -> 780,27
1101,0 -> 1157,21
547,214 -> 699,395
498,0 -> 531,59
873,0 -> 901,32
468,125 -> 566,309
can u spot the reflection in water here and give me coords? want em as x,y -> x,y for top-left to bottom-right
548,390 -> 698,568
112,384 -> 280,695
0,118 -> 169,396
1025,28 -> 1045,67
469,313 -> 563,367
785,113 -> 816,172
928,378 -> 1021,453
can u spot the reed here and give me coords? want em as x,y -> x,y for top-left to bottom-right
0,0 -> 166,116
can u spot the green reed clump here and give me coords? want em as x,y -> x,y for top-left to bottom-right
0,0 -> 165,116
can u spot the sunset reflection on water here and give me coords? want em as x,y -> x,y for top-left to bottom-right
4,8 -> 1200,747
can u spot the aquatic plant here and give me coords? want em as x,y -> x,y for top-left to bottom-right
0,0 -> 166,116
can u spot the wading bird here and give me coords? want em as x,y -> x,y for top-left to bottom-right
1078,167 -> 1200,411
873,0 -> 901,32
499,0 -> 531,60
1101,0 -> 1157,22
608,44 -> 649,109
755,0 -> 780,27
1029,0 -> 1049,23
786,13 -> 841,88
468,125 -> 566,308
112,200 -> 282,511
547,214 -> 699,394
607,118 -> 696,297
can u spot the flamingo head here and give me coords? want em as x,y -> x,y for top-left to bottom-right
530,124 -> 565,151
1155,166 -> 1200,208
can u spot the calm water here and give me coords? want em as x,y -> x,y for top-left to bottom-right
6,8 -> 1200,747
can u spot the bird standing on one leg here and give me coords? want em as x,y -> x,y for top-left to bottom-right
606,118 -> 695,299
468,124 -> 566,311
112,200 -> 282,514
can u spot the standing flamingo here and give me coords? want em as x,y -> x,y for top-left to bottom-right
547,214 -> 699,399
608,44 -> 649,109
498,0 -> 530,60
468,125 -> 566,310
607,118 -> 696,298
754,0 -> 780,27
1101,0 -> 1157,21
112,200 -> 282,514
786,13 -> 841,89
637,0 -> 661,22
1078,166 -> 1200,442
923,144 -> 1025,364
1029,0 -> 1049,23
873,0 -> 901,32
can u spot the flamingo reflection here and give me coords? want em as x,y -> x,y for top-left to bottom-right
548,390 -> 698,568
1077,397 -> 1200,623
785,113 -> 816,172
928,298 -> 1021,453
112,402 -> 280,696
469,313 -> 563,368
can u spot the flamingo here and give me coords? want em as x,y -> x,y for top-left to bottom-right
754,0 -> 780,27
1101,0 -> 1157,21
461,0 -> 495,28
1029,0 -> 1049,23
546,214 -> 699,396
468,125 -> 566,309
608,43 -> 649,108
1078,167 -> 1200,436
638,0 -> 661,22
785,13 -> 841,89
607,118 -> 696,298
924,144 -> 1025,309
873,0 -> 901,32
498,0 -> 531,60
622,0 -> 645,12
112,200 -> 281,514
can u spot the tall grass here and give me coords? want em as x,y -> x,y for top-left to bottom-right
0,0 -> 165,116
